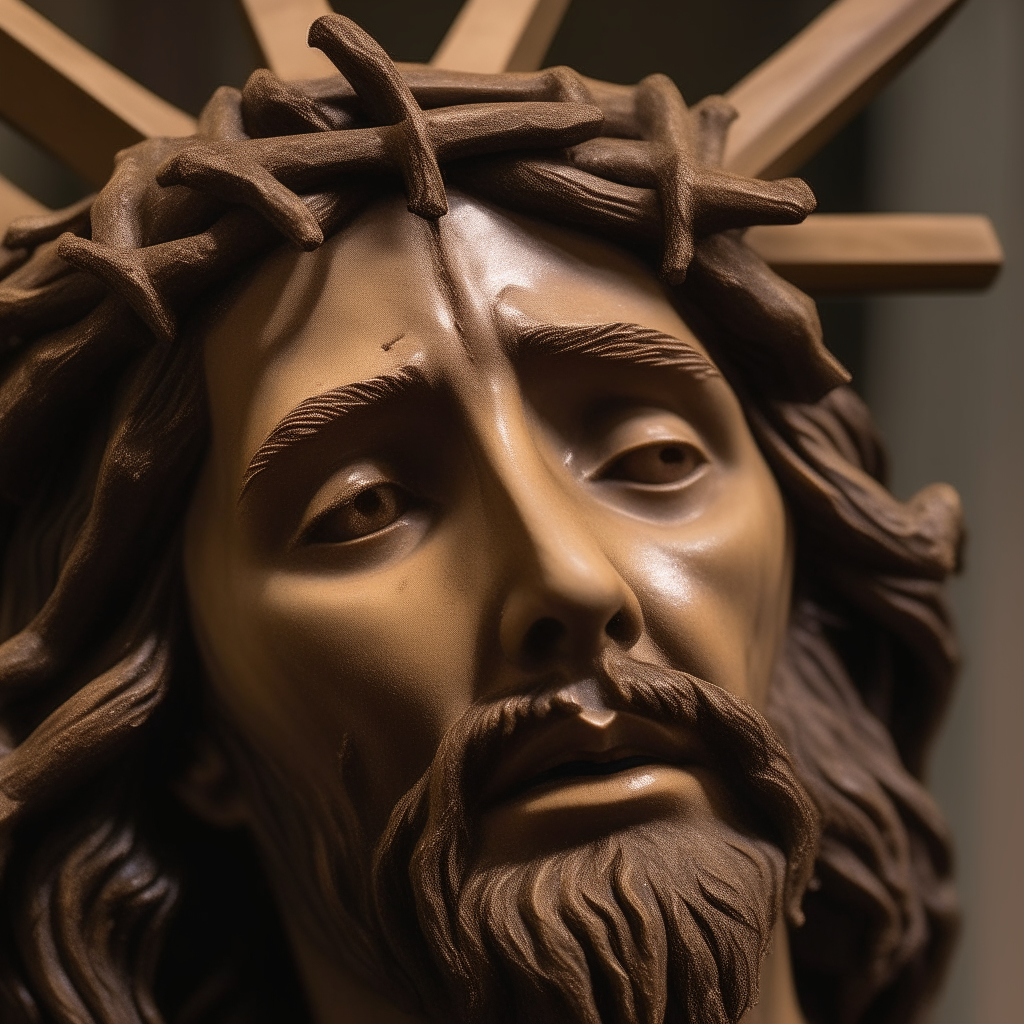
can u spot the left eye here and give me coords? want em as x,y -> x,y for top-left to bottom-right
303,483 -> 412,544
598,442 -> 705,485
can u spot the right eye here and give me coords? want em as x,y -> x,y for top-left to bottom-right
302,482 -> 412,545
598,441 -> 705,486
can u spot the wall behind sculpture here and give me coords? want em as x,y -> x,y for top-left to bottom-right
0,3 -> 1015,1022
866,1 -> 1023,1020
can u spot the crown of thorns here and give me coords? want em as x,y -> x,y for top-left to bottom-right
2,14 -> 847,400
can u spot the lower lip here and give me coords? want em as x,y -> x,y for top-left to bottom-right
478,763 -> 709,862
514,761 -> 698,812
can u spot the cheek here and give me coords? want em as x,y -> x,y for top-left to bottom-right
213,522 -> 493,834
619,459 -> 791,706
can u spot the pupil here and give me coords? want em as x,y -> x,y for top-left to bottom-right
659,446 -> 684,464
354,488 -> 383,516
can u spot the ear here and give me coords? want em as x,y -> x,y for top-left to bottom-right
172,729 -> 250,828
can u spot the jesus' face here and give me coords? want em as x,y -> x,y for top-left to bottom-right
182,191 -> 811,1023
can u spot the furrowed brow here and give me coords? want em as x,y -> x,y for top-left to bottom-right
510,321 -> 720,381
239,365 -> 425,500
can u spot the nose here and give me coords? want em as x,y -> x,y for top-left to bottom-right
495,475 -> 643,671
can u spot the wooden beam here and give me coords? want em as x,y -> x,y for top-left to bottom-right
747,213 -> 1002,292
239,0 -> 338,80
0,0 -> 195,188
0,171 -> 45,228
724,0 -> 964,179
432,0 -> 572,73
0,173 -> 45,277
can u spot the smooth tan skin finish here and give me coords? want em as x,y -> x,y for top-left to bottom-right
183,193 -> 804,1024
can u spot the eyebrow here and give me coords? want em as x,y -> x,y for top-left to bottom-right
239,322 -> 718,501
509,321 -> 720,381
239,365 -> 425,499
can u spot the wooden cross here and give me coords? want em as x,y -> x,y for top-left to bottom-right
0,0 -> 1002,292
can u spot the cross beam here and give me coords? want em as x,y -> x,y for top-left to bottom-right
0,171 -> 43,225
723,0 -> 965,179
431,0 -> 572,73
0,0 -> 194,186
238,0 -> 337,80
747,214 -> 1002,292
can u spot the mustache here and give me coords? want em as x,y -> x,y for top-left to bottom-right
373,647 -> 821,926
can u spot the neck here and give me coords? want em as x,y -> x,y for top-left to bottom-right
295,919 -> 807,1024
741,921 -> 808,1024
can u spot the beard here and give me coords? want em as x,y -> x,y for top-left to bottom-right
224,649 -> 821,1024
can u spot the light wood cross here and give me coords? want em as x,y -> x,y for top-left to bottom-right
0,0 -> 1002,293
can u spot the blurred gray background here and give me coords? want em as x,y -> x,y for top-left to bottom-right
1,1 -> 1020,1020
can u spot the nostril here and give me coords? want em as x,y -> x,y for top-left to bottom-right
605,610 -> 633,644
523,616 -> 565,662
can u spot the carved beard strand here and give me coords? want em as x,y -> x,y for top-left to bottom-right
371,649 -> 820,1024
413,817 -> 787,1024
225,650 -> 820,1024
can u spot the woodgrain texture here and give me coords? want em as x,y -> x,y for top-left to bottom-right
748,213 -> 1003,291
724,0 -> 965,179
431,0 -> 573,73
0,0 -> 194,186
239,0 -> 338,80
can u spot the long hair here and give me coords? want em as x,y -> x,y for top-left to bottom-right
0,16 -> 961,1024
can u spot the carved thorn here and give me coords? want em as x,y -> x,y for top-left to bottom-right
692,172 -> 816,237
692,95 -> 738,169
309,15 -> 447,219
3,194 -> 94,251
57,234 -> 176,343
156,144 -> 323,250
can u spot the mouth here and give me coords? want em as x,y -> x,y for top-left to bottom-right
514,752 -> 667,796
481,703 -> 702,811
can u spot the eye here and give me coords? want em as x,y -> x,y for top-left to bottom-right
598,441 -> 705,486
303,482 -> 412,544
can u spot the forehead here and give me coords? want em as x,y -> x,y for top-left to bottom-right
201,192 -> 711,478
